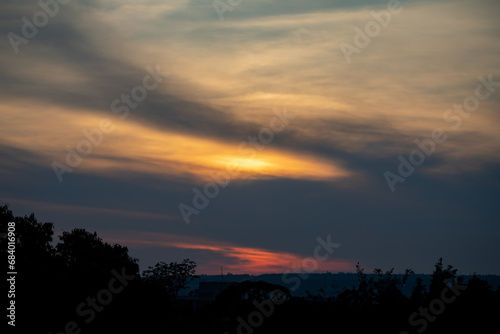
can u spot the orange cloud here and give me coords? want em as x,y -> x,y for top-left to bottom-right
102,231 -> 353,275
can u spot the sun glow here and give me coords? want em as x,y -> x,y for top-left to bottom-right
0,102 -> 349,183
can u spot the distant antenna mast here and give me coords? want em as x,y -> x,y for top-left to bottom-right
220,265 -> 224,293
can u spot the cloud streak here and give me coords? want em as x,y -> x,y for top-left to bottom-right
102,231 -> 352,275
1,0 -> 499,274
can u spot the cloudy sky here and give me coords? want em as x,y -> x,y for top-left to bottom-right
1,0 -> 499,275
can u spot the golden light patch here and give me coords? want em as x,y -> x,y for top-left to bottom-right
0,101 -> 349,183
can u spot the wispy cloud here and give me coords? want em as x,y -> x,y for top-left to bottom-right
102,231 -> 353,274
1,0 -> 500,274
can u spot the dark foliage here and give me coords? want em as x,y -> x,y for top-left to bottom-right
1,205 -> 498,334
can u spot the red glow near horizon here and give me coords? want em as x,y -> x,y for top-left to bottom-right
102,231 -> 354,275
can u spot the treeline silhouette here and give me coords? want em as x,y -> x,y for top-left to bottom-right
1,205 -> 498,333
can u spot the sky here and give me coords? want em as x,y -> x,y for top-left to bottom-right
1,0 -> 499,275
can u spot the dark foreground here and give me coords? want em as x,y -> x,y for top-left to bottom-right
2,205 -> 499,334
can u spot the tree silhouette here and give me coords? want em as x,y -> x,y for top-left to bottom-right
428,257 -> 459,300
336,262 -> 413,307
216,280 -> 291,305
1,205 -> 59,332
0,205 -> 55,272
142,259 -> 198,298
56,228 -> 139,275
1,205 -> 142,333
2,205 -> 499,334
410,277 -> 427,306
